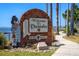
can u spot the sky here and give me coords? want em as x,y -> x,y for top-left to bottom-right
0,3 -> 78,28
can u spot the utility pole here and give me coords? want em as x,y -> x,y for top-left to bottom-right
56,3 -> 59,35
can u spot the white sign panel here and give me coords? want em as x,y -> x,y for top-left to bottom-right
29,18 -> 48,32
23,20 -> 28,37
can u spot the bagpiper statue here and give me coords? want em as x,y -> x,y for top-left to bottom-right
11,16 -> 20,47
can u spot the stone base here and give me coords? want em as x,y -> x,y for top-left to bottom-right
37,42 -> 49,50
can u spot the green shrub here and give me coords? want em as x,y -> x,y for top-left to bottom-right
63,27 -> 77,33
74,28 -> 78,33
0,32 -> 11,49
4,40 -> 11,46
0,33 -> 5,46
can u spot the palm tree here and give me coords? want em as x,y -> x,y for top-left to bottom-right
50,3 -> 53,26
46,3 -> 48,13
56,3 -> 59,35
62,4 -> 79,22
62,10 -> 71,20
60,3 -> 61,30
62,4 -> 79,35
67,3 -> 70,36
62,9 -> 71,33
70,3 -> 75,35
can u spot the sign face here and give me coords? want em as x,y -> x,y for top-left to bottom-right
29,18 -> 48,32
23,19 -> 28,37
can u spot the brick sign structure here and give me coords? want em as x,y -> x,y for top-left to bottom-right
20,9 -> 55,46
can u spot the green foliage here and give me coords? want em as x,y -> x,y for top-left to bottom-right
0,33 -> 5,46
62,4 -> 79,22
62,9 -> 71,21
4,40 -> 11,46
63,26 -> 77,33
62,4 -> 79,34
74,28 -> 77,33
0,32 -> 11,49
0,33 -> 5,39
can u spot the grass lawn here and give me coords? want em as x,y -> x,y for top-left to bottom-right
0,49 -> 57,56
64,35 -> 79,43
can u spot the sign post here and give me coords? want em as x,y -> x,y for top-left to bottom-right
20,9 -> 55,46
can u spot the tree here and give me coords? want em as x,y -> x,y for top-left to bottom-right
46,3 -> 48,13
56,3 -> 59,35
62,4 -> 79,35
67,3 -> 70,36
62,4 -> 79,22
62,9 -> 71,33
70,3 -> 75,35
50,3 -> 53,25
62,10 -> 71,21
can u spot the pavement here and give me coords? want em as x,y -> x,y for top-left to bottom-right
52,31 -> 79,56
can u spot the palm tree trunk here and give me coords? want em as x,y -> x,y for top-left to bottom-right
50,3 -> 53,26
70,3 -> 75,35
60,3 -> 61,30
67,3 -> 70,36
56,3 -> 59,35
46,3 -> 48,13
65,18 -> 66,33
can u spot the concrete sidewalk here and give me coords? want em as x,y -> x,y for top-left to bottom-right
53,32 -> 79,56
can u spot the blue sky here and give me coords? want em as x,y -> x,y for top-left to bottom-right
0,3 -> 78,28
